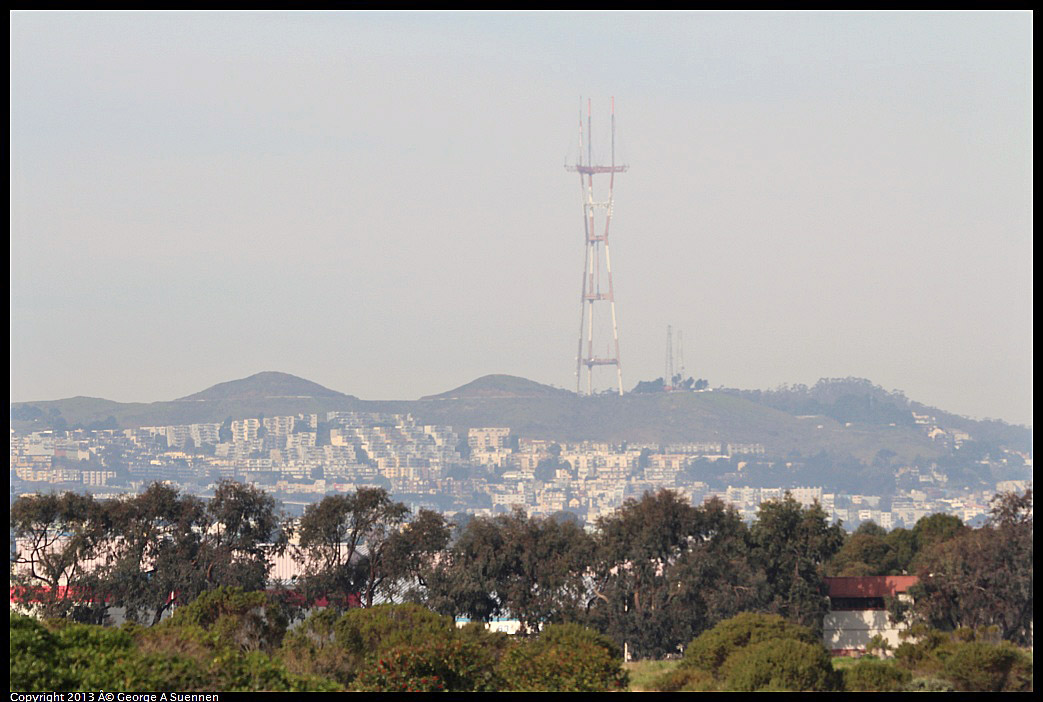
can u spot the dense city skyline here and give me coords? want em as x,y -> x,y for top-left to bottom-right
10,11 -> 1032,426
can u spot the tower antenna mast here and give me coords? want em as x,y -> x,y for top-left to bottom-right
567,97 -> 628,396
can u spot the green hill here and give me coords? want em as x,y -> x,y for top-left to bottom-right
420,374 -> 571,400
177,371 -> 356,402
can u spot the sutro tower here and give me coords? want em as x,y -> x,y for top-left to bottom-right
567,97 -> 628,395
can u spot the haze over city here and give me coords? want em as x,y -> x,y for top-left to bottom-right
10,11 -> 1032,426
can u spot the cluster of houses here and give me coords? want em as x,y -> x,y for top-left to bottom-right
11,411 -> 1024,530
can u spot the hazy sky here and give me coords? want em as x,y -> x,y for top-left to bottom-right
10,11 -> 1033,426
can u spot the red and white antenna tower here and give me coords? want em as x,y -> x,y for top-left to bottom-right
567,97 -> 628,396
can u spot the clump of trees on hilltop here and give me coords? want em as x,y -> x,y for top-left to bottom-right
10,485 -> 1032,691
632,376 -> 709,393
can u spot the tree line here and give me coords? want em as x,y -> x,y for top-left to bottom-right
11,483 -> 1032,659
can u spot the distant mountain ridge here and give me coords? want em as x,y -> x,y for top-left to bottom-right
10,371 -> 363,431
9,372 -> 1031,460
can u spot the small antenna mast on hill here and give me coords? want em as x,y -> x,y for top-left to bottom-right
666,325 -> 674,389
666,326 -> 687,390
677,329 -> 685,382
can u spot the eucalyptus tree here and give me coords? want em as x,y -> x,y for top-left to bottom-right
202,479 -> 289,591
378,508 -> 452,604
13,481 -> 289,626
748,495 -> 845,633
910,490 -> 1032,645
292,487 -> 409,609
88,482 -> 208,624
587,491 -> 760,659
10,491 -> 107,622
427,509 -> 594,634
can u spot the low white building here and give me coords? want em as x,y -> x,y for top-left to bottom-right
822,576 -> 918,656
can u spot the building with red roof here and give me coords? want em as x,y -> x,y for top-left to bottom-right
822,576 -> 919,656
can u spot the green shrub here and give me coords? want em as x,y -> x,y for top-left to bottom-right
672,611 -> 836,691
865,633 -> 891,657
10,614 -> 76,691
537,621 -> 623,661
207,650 -> 343,692
894,640 -> 930,669
892,626 -> 1033,692
893,624 -> 950,674
842,658 -> 911,692
51,622 -> 143,691
93,646 -> 341,692
454,620 -> 511,656
682,612 -> 818,674
722,638 -> 840,692
651,665 -> 717,692
93,650 -> 210,691
11,606 -> 342,693
280,608 -> 365,685
352,638 -> 502,692
498,626 -> 629,692
161,586 -> 287,653
941,641 -> 1032,692
338,602 -> 455,657
280,603 -> 456,685
906,676 -> 954,691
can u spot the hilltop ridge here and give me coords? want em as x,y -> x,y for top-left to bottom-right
176,371 -> 357,402
420,374 -> 571,401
